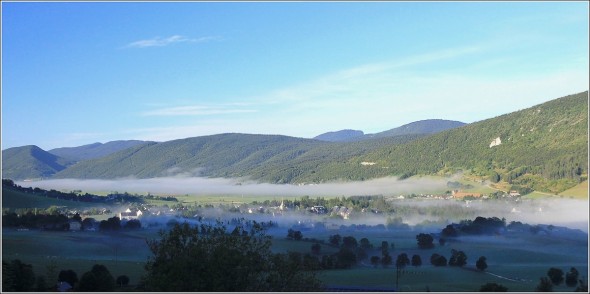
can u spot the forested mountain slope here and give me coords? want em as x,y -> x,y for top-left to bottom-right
6,91 -> 588,194
358,91 -> 588,193
363,119 -> 466,140
52,133 -> 423,182
313,119 -> 465,142
49,140 -> 150,161
313,129 -> 364,142
1,145 -> 73,180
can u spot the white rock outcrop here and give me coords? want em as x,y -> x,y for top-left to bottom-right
489,137 -> 502,148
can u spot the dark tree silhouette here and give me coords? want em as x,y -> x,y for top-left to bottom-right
448,249 -> 467,267
370,256 -> 380,268
124,219 -> 141,230
99,216 -> 121,231
547,267 -> 564,285
359,238 -> 372,250
342,236 -> 358,249
77,264 -> 115,292
381,241 -> 389,256
142,222 -> 323,291
395,253 -> 410,269
476,256 -> 488,271
535,277 -> 553,292
335,248 -> 357,269
480,282 -> 507,292
442,224 -> 458,237
58,269 -> 78,287
381,254 -> 392,268
116,275 -> 130,287
565,267 -> 579,287
411,254 -> 422,267
329,234 -> 341,246
430,253 -> 447,266
416,233 -> 434,249
2,259 -> 36,292
77,272 -> 98,292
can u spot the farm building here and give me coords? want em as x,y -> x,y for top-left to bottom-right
119,208 -> 143,220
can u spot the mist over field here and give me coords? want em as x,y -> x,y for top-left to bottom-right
16,176 -> 588,233
17,176 -> 449,197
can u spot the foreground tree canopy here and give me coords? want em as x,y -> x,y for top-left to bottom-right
141,221 -> 323,291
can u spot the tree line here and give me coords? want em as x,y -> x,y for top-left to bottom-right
2,260 -> 130,292
2,178 -> 178,204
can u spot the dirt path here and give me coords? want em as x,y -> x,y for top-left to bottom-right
485,271 -> 530,282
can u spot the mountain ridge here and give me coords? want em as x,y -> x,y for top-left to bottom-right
313,119 -> 466,142
1,145 -> 72,180
2,91 -> 588,194
49,140 -> 152,161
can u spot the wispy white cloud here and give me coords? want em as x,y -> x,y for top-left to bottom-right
124,35 -> 222,48
124,44 -> 587,142
263,45 -> 482,105
142,104 -> 257,117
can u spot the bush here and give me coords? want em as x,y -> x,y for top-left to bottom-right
480,282 -> 507,292
430,254 -> 447,266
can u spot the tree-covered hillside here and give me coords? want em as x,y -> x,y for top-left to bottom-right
363,119 -> 466,140
1,145 -> 73,180
5,91 -> 588,194
359,91 -> 588,193
313,129 -> 364,142
53,133 -> 423,182
49,140 -> 151,161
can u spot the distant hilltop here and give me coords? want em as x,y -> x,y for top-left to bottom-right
313,119 -> 466,142
2,91 -> 588,196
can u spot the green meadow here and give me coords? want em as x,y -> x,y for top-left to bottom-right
2,179 -> 588,292
3,222 -> 587,292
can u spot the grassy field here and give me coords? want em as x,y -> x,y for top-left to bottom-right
1,188 -> 106,210
317,229 -> 588,292
559,180 -> 589,199
3,180 -> 588,291
2,229 -> 155,285
3,222 -> 587,292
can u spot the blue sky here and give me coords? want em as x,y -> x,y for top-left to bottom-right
2,1 -> 588,150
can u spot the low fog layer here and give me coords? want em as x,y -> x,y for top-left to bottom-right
15,176 -> 588,233
17,176 -> 448,197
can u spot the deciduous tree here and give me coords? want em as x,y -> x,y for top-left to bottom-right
565,267 -> 579,287
535,277 -> 553,292
142,222 -> 322,291
416,233 -> 434,249
449,249 -> 467,267
411,254 -> 422,267
547,267 -> 564,285
476,256 -> 488,271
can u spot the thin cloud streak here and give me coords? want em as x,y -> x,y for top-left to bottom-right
124,35 -> 222,48
264,45 -> 482,104
142,105 -> 257,116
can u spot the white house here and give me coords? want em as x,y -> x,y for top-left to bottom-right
119,208 -> 143,220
